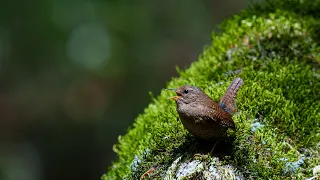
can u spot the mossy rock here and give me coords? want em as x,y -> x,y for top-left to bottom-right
102,0 -> 320,179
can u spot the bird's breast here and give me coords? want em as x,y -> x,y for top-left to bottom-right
176,102 -> 227,140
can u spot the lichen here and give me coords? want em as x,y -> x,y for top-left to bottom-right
175,159 -> 204,179
251,121 -> 265,132
164,156 -> 244,180
313,165 -> 320,177
102,0 -> 320,179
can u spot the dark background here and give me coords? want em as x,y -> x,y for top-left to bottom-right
0,0 -> 258,179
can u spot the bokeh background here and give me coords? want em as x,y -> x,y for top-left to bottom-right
0,0 -> 260,179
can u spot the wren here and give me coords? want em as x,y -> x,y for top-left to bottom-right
168,77 -> 243,142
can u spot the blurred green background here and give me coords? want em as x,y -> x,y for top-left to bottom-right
0,0 -> 257,179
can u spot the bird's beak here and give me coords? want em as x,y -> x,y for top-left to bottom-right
167,96 -> 182,100
166,88 -> 182,100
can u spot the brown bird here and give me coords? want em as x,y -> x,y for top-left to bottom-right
168,77 -> 243,144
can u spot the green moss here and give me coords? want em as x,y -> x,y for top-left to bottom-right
102,0 -> 320,179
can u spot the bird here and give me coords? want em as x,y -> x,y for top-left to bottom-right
167,77 -> 243,152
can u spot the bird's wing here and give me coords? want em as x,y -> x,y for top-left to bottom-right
219,77 -> 243,115
202,100 -> 236,130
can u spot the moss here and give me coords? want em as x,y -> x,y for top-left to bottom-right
102,0 -> 320,179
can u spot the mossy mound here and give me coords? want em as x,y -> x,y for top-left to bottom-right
102,0 -> 320,179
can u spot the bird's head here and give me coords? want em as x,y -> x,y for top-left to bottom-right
167,85 -> 207,104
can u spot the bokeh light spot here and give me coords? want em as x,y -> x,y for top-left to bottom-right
67,23 -> 110,70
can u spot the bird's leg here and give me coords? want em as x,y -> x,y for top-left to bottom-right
210,139 -> 221,155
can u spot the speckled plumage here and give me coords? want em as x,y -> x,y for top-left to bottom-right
169,78 -> 243,140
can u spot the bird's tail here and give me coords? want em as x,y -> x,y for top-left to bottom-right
219,77 -> 243,115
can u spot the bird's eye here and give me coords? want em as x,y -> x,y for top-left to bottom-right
184,89 -> 189,94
